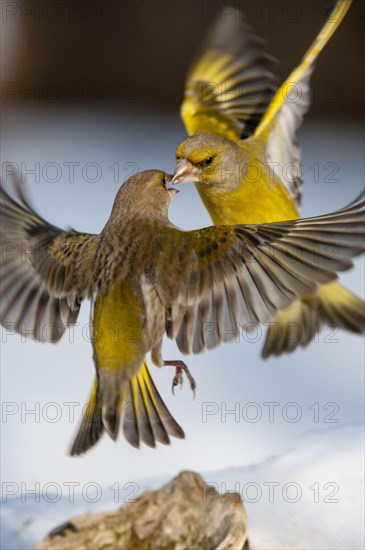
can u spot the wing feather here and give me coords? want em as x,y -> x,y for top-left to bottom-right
253,0 -> 352,206
0,177 -> 97,342
181,7 -> 277,140
154,198 -> 364,354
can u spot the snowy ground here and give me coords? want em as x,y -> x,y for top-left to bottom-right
1,424 -> 364,550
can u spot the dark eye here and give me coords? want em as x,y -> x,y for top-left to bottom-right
162,175 -> 166,187
204,156 -> 213,166
176,156 -> 180,161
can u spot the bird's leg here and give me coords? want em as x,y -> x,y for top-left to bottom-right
163,360 -> 196,395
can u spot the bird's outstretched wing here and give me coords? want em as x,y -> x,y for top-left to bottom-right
0,176 -> 98,342
153,198 -> 364,355
181,8 -> 277,140
252,0 -> 352,207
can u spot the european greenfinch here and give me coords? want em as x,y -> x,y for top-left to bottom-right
173,0 -> 363,357
1,170 -> 364,454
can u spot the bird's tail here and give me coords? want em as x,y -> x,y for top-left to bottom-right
261,281 -> 365,358
70,361 -> 185,456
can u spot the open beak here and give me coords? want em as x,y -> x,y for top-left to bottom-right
164,173 -> 180,198
168,187 -> 179,198
172,159 -> 200,184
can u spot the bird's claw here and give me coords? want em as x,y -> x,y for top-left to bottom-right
172,369 -> 184,395
164,360 -> 196,397
172,367 -> 196,397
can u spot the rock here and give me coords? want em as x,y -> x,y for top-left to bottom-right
33,471 -> 248,550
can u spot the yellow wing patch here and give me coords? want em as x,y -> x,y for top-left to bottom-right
182,51 -> 245,139
181,9 -> 277,140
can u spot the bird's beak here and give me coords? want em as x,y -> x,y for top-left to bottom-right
172,160 -> 200,184
168,187 -> 179,198
164,173 -> 179,198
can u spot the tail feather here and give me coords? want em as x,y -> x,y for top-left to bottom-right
102,396 -> 120,441
262,282 -> 364,358
70,362 -> 184,456
122,362 -> 185,448
122,378 -> 142,448
69,379 -> 104,456
141,364 -> 185,441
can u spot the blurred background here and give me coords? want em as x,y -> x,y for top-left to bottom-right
1,0 -> 364,114
1,1 -> 364,549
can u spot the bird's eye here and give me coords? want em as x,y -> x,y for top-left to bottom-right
162,175 -> 166,187
176,156 -> 180,161
204,156 -> 213,166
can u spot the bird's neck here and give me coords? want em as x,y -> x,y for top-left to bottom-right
196,148 -> 299,226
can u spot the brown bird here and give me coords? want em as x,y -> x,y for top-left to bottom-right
1,170 -> 364,455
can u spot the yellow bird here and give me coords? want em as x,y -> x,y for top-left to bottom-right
1,170 -> 363,455
173,0 -> 363,356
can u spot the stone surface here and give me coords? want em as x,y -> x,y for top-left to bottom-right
33,471 -> 248,550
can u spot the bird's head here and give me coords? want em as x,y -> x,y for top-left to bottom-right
172,133 -> 244,190
110,170 -> 178,224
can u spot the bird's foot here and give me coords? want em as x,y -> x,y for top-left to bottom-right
163,360 -> 196,396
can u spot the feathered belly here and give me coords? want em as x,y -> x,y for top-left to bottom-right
92,280 -> 146,373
